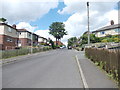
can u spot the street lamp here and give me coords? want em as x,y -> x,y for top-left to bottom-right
87,2 -> 90,45
31,25 -> 37,54
31,32 -> 33,54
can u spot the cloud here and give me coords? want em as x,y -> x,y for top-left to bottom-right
58,1 -> 118,45
34,30 -> 56,41
1,0 -> 59,24
58,1 -> 117,15
16,22 -> 37,32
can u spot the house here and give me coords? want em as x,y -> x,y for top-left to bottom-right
0,23 -> 19,50
92,24 -> 120,37
32,33 -> 39,46
38,36 -> 48,46
54,41 -> 64,46
17,29 -> 32,47
17,29 -> 39,47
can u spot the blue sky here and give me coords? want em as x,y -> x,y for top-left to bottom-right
1,0 -> 119,45
30,2 -> 71,30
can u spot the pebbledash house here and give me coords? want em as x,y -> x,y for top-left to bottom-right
0,23 -> 19,50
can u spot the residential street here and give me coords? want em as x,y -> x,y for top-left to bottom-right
2,49 -> 118,88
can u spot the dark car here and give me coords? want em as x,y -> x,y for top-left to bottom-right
68,46 -> 72,49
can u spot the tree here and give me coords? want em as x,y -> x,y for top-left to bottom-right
49,22 -> 67,45
80,33 -> 100,46
0,18 -> 7,23
68,37 -> 77,47
49,39 -> 55,49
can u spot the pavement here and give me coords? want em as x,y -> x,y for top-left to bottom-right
76,51 -> 118,88
1,49 -> 118,88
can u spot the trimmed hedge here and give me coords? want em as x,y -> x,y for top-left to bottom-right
1,46 -> 52,59
85,48 -> 119,81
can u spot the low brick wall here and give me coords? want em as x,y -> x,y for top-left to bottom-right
85,48 -> 119,81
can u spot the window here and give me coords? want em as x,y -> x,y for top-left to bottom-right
100,31 -> 105,35
6,38 -> 13,42
8,27 -> 12,32
28,33 -> 31,38
114,28 -> 120,33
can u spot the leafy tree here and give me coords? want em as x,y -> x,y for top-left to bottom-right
80,34 -> 101,46
0,18 -> 7,23
49,39 -> 55,49
49,22 -> 67,45
68,37 -> 77,47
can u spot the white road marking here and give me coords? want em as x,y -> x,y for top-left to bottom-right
75,55 -> 89,89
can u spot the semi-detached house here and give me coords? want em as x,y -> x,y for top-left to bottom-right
17,29 -> 32,47
18,29 -> 39,47
92,24 -> 120,37
0,23 -> 19,50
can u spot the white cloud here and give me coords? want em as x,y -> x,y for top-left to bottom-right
104,10 -> 118,25
58,1 -> 117,15
1,0 -> 59,24
16,22 -> 37,32
34,30 -> 55,41
58,1 -> 118,45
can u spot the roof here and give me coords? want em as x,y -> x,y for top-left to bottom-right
54,41 -> 64,45
18,29 -> 39,37
0,23 -> 18,31
39,36 -> 47,40
17,29 -> 28,32
92,24 -> 120,33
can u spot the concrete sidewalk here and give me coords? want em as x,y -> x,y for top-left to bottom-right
76,51 -> 118,88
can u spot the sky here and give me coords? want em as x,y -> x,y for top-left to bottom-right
1,0 -> 119,45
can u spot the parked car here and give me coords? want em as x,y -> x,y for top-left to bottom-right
68,46 -> 72,49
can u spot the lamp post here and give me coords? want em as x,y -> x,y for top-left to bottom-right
31,32 -> 33,54
87,2 -> 90,45
31,25 -> 37,54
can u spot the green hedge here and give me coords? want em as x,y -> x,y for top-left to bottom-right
1,47 -> 52,59
85,48 -> 119,81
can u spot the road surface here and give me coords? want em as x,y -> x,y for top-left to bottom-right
2,49 -> 118,88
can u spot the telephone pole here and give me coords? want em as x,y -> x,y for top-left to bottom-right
87,2 -> 90,45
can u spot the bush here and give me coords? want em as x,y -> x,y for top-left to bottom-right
1,46 -> 52,59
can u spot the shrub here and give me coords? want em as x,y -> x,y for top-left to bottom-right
1,46 -> 52,59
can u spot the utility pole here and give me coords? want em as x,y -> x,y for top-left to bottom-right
30,25 -> 37,54
87,2 -> 90,45
31,32 -> 33,54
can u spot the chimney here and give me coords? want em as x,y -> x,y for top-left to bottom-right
12,24 -> 16,29
110,20 -> 114,25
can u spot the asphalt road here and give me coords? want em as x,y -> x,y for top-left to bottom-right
2,49 -> 83,88
2,49 -> 118,88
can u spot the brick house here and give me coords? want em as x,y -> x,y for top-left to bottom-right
18,29 -> 39,47
54,41 -> 64,46
17,29 -> 32,47
32,33 -> 39,46
0,23 -> 19,50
